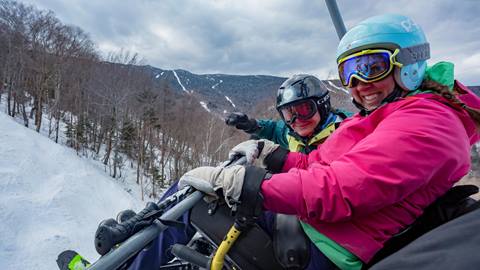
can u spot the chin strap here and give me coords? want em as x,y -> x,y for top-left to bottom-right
353,85 -> 406,116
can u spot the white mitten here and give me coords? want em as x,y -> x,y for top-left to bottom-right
228,139 -> 280,168
178,165 -> 246,207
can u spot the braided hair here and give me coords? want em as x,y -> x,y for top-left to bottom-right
421,80 -> 480,131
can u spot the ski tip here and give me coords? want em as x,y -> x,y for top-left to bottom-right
57,250 -> 90,270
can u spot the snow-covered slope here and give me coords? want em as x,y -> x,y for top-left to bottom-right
0,113 -> 143,270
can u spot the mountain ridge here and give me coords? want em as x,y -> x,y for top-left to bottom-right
143,65 -> 356,116
143,65 -> 480,117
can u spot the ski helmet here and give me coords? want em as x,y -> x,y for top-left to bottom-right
276,74 -> 331,125
336,14 -> 430,91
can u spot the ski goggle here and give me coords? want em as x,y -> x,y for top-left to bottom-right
279,99 -> 317,124
337,49 -> 403,88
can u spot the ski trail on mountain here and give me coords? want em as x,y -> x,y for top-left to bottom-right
225,96 -> 236,108
172,70 -> 189,93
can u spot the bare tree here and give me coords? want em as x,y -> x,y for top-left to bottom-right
0,1 -> 250,201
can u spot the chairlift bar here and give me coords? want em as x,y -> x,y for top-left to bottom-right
325,0 -> 347,39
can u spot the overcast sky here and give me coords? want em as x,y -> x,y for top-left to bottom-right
23,0 -> 480,85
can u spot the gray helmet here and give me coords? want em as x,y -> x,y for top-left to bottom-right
276,74 -> 331,125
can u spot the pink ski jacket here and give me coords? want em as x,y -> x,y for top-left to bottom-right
261,81 -> 480,263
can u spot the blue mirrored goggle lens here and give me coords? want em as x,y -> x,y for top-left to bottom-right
339,52 -> 392,86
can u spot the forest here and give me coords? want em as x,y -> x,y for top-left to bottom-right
0,0 -> 249,199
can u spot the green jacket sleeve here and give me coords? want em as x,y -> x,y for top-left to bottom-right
254,119 -> 290,148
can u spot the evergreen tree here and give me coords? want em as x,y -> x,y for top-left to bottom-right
119,119 -> 137,159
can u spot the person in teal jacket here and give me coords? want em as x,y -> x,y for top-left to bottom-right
225,74 -> 351,269
225,74 -> 349,154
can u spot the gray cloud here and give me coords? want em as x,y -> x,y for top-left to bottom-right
23,0 -> 480,85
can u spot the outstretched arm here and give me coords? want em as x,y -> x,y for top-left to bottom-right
225,112 -> 290,148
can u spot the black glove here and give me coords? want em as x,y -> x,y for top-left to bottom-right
225,112 -> 259,133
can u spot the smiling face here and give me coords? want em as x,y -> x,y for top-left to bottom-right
289,111 -> 321,137
349,74 -> 396,111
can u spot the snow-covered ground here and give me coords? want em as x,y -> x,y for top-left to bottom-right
0,113 -> 144,269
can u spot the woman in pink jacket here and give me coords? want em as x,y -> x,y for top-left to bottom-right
180,14 -> 480,270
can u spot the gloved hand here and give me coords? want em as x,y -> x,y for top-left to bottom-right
225,112 -> 259,133
229,139 -> 288,171
178,165 -> 246,207
179,165 -> 268,216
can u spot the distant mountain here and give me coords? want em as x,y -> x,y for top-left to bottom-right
144,66 -> 355,115
143,65 -> 479,116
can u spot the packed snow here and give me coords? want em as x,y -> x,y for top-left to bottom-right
0,113 -> 144,270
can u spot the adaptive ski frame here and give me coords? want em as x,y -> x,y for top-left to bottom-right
87,156 -> 246,270
87,189 -> 203,270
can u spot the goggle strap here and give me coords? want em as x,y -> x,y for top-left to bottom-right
396,43 -> 430,65
316,92 -> 330,104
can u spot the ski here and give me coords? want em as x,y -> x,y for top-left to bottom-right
57,250 -> 90,270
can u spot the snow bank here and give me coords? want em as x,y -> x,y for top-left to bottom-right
0,113 -> 143,270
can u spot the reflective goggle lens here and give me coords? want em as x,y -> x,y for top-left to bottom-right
280,99 -> 317,124
338,50 -> 394,87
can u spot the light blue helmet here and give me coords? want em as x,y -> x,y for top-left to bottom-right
336,14 -> 430,91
